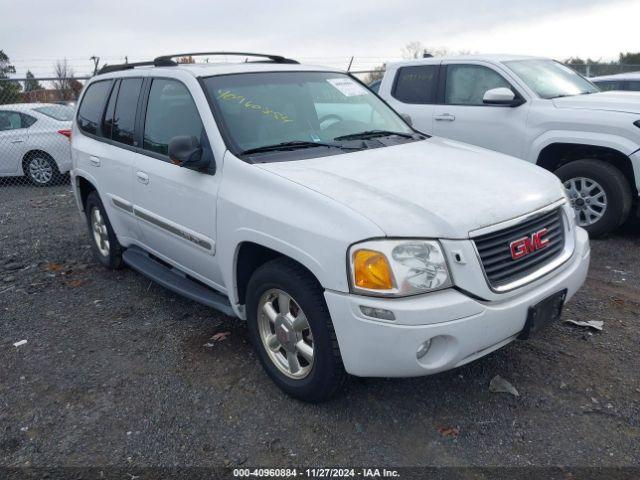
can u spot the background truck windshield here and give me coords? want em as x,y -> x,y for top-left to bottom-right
505,59 -> 599,99
203,71 -> 412,154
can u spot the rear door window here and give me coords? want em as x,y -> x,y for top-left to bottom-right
112,78 -> 143,146
143,78 -> 204,157
392,65 -> 439,104
77,80 -> 113,135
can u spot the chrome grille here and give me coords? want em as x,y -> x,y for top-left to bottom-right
474,208 -> 565,290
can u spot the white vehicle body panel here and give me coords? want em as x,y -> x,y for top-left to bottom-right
378,55 -> 640,193
71,61 -> 590,378
257,137 -> 564,238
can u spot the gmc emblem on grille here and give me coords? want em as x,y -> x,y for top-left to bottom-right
510,228 -> 550,260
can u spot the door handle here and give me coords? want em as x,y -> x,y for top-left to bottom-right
10,140 -> 24,144
434,113 -> 456,122
89,156 -> 101,167
136,171 -> 149,185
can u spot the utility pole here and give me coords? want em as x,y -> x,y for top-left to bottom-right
90,56 -> 100,75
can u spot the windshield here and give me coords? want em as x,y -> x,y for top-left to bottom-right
33,105 -> 74,121
504,59 -> 599,99
202,72 -> 414,157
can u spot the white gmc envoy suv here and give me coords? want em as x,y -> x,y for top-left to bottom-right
71,52 -> 590,402
378,55 -> 640,237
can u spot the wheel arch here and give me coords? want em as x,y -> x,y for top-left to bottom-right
233,241 -> 325,314
536,142 -> 637,196
74,174 -> 98,212
21,149 -> 55,172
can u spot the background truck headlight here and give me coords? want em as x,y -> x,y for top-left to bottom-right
349,239 -> 452,297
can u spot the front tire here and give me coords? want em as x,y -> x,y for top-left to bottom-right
85,191 -> 123,269
555,159 -> 632,237
246,258 -> 346,402
24,153 -> 62,187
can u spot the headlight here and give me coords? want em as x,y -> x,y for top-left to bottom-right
348,239 -> 452,297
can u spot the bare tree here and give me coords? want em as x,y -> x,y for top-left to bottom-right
402,41 -> 427,59
403,42 -> 474,59
363,64 -> 386,84
52,59 -> 77,101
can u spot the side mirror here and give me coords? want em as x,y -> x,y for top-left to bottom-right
168,135 -> 208,171
483,87 -> 520,106
401,113 -> 413,126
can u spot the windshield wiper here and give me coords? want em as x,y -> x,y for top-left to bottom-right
333,130 -> 415,141
240,140 -> 359,156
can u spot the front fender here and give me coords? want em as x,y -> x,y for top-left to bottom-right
216,154 -> 384,311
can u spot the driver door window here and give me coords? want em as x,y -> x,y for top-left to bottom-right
143,79 -> 204,159
445,64 -> 512,105
433,63 -> 529,158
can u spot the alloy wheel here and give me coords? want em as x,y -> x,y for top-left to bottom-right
564,177 -> 607,227
257,289 -> 314,379
91,207 -> 110,257
28,157 -> 53,185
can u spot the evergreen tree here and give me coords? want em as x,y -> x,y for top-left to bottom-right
24,70 -> 42,91
0,50 -> 22,104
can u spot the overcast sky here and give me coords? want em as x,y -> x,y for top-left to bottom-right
2,0 -> 639,77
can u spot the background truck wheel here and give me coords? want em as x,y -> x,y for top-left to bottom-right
24,153 -> 62,187
555,159 -> 632,237
246,258 -> 346,403
85,191 -> 123,269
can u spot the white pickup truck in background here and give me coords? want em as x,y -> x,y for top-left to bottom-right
377,55 -> 640,237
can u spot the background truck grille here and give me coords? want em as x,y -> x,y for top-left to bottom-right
473,208 -> 565,290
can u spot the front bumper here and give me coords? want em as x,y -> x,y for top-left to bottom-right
324,227 -> 590,377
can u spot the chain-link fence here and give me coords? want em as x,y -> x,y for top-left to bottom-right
1,62 -> 639,187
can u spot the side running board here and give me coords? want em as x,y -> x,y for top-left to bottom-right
122,246 -> 235,316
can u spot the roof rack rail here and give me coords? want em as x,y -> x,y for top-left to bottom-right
96,52 -> 299,76
97,61 -> 155,75
153,52 -> 299,66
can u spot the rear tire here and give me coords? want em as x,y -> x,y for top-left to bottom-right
24,153 -> 62,187
555,159 -> 632,237
246,258 -> 346,402
85,191 -> 123,269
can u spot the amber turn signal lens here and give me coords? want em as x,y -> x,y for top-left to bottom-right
353,249 -> 394,290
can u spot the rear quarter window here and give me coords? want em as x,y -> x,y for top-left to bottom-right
77,80 -> 113,136
392,65 -> 439,104
33,105 -> 74,121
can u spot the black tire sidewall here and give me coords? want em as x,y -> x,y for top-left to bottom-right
85,191 -> 123,269
26,155 -> 60,187
246,260 -> 343,402
555,160 -> 631,237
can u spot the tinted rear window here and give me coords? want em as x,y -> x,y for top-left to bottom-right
77,80 -> 112,135
112,78 -> 143,146
33,105 -> 74,121
392,65 -> 438,104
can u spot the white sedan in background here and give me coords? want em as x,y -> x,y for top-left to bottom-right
0,103 -> 73,186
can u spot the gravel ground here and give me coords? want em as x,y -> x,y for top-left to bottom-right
1,182 -> 639,469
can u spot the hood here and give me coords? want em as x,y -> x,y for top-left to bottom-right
553,91 -> 640,114
257,138 -> 564,239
